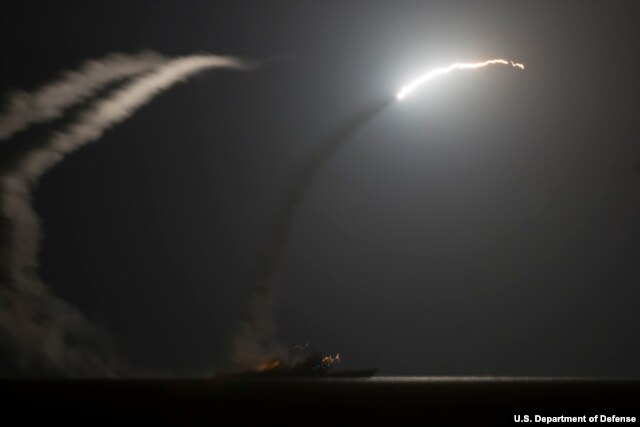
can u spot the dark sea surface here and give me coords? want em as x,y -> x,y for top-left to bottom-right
2,377 -> 638,424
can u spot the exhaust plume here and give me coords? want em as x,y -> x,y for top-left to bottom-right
0,54 -> 249,376
0,51 -> 167,142
231,99 -> 390,368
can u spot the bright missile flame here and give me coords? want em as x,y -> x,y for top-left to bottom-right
396,59 -> 524,100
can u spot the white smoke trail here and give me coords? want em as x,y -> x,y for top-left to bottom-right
397,58 -> 525,100
0,54 -> 249,375
0,51 -> 168,142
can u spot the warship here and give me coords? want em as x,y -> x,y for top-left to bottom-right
219,345 -> 377,378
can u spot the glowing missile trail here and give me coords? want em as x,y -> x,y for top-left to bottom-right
396,59 -> 524,100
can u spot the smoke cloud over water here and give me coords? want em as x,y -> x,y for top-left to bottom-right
0,53 -> 249,376
231,99 -> 391,368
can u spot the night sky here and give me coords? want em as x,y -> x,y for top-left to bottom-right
0,0 -> 639,377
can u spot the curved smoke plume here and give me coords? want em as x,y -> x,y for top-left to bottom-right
231,99 -> 390,368
0,51 -> 167,142
0,53 -> 250,376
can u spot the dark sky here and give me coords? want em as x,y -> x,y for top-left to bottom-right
0,0 -> 639,376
